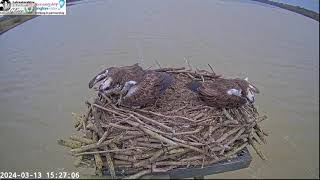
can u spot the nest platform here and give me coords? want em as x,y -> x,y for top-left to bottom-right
58,66 -> 268,179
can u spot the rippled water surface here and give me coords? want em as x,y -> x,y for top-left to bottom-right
0,0 -> 319,178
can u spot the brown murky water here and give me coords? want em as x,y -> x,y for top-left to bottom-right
0,0 -> 318,178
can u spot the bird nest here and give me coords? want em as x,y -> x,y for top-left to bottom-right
58,66 -> 268,179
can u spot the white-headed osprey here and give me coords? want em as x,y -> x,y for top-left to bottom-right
88,64 -> 173,108
187,77 -> 259,108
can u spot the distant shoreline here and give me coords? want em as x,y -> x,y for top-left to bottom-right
0,0 -> 81,35
1,0 -> 319,36
0,15 -> 37,35
251,0 -> 319,22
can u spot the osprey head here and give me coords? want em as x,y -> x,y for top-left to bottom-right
88,68 -> 114,90
246,87 -> 255,103
88,63 -> 143,91
244,77 -> 260,103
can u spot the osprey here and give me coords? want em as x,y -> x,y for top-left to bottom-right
119,71 -> 173,108
186,77 -> 259,108
88,63 -> 145,91
88,64 -> 173,108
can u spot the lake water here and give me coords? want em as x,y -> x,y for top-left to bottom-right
0,0 -> 319,178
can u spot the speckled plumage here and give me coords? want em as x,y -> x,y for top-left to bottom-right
89,64 -> 173,108
88,63 -> 145,90
187,78 -> 259,108
121,71 -> 173,108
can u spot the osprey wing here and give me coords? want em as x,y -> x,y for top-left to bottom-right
198,80 -> 247,108
122,71 -> 173,108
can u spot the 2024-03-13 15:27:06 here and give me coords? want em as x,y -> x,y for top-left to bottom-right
0,171 -> 80,179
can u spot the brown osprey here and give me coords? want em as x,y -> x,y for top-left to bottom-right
88,64 -> 173,108
187,77 -> 259,108
119,71 -> 173,108
88,63 -> 145,91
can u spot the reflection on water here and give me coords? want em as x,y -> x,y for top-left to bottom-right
0,0 -> 318,178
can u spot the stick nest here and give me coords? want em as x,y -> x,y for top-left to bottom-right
58,66 -> 268,179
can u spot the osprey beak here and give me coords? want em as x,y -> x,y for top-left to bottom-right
88,69 -> 109,88
244,77 -> 260,94
249,84 -> 260,94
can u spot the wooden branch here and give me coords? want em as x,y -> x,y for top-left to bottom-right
165,136 -> 205,146
70,134 -> 124,154
136,109 -> 197,123
177,142 -> 206,155
216,127 -> 242,143
73,155 -> 83,168
207,64 -> 216,75
114,155 -> 136,162
104,146 -> 116,179
93,104 -> 127,117
135,142 -> 164,149
174,126 -> 204,135
106,123 -> 132,130
152,164 -> 177,173
92,133 -> 103,174
113,160 -> 132,166
113,106 -> 174,132
69,135 -> 94,144
155,160 -> 201,166
165,70 -> 220,78
91,110 -> 105,137
123,169 -> 151,179
255,129 -> 267,144
185,57 -> 193,71
73,147 -> 145,156
134,146 -> 176,167
224,128 -> 246,146
157,149 -> 190,162
97,131 -> 110,145
203,126 -> 219,140
86,122 -> 99,134
154,67 -> 186,72
135,137 -> 160,143
222,108 -> 238,124
254,124 -> 267,144
126,120 -> 178,146
249,138 -> 267,160
155,60 -> 162,68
